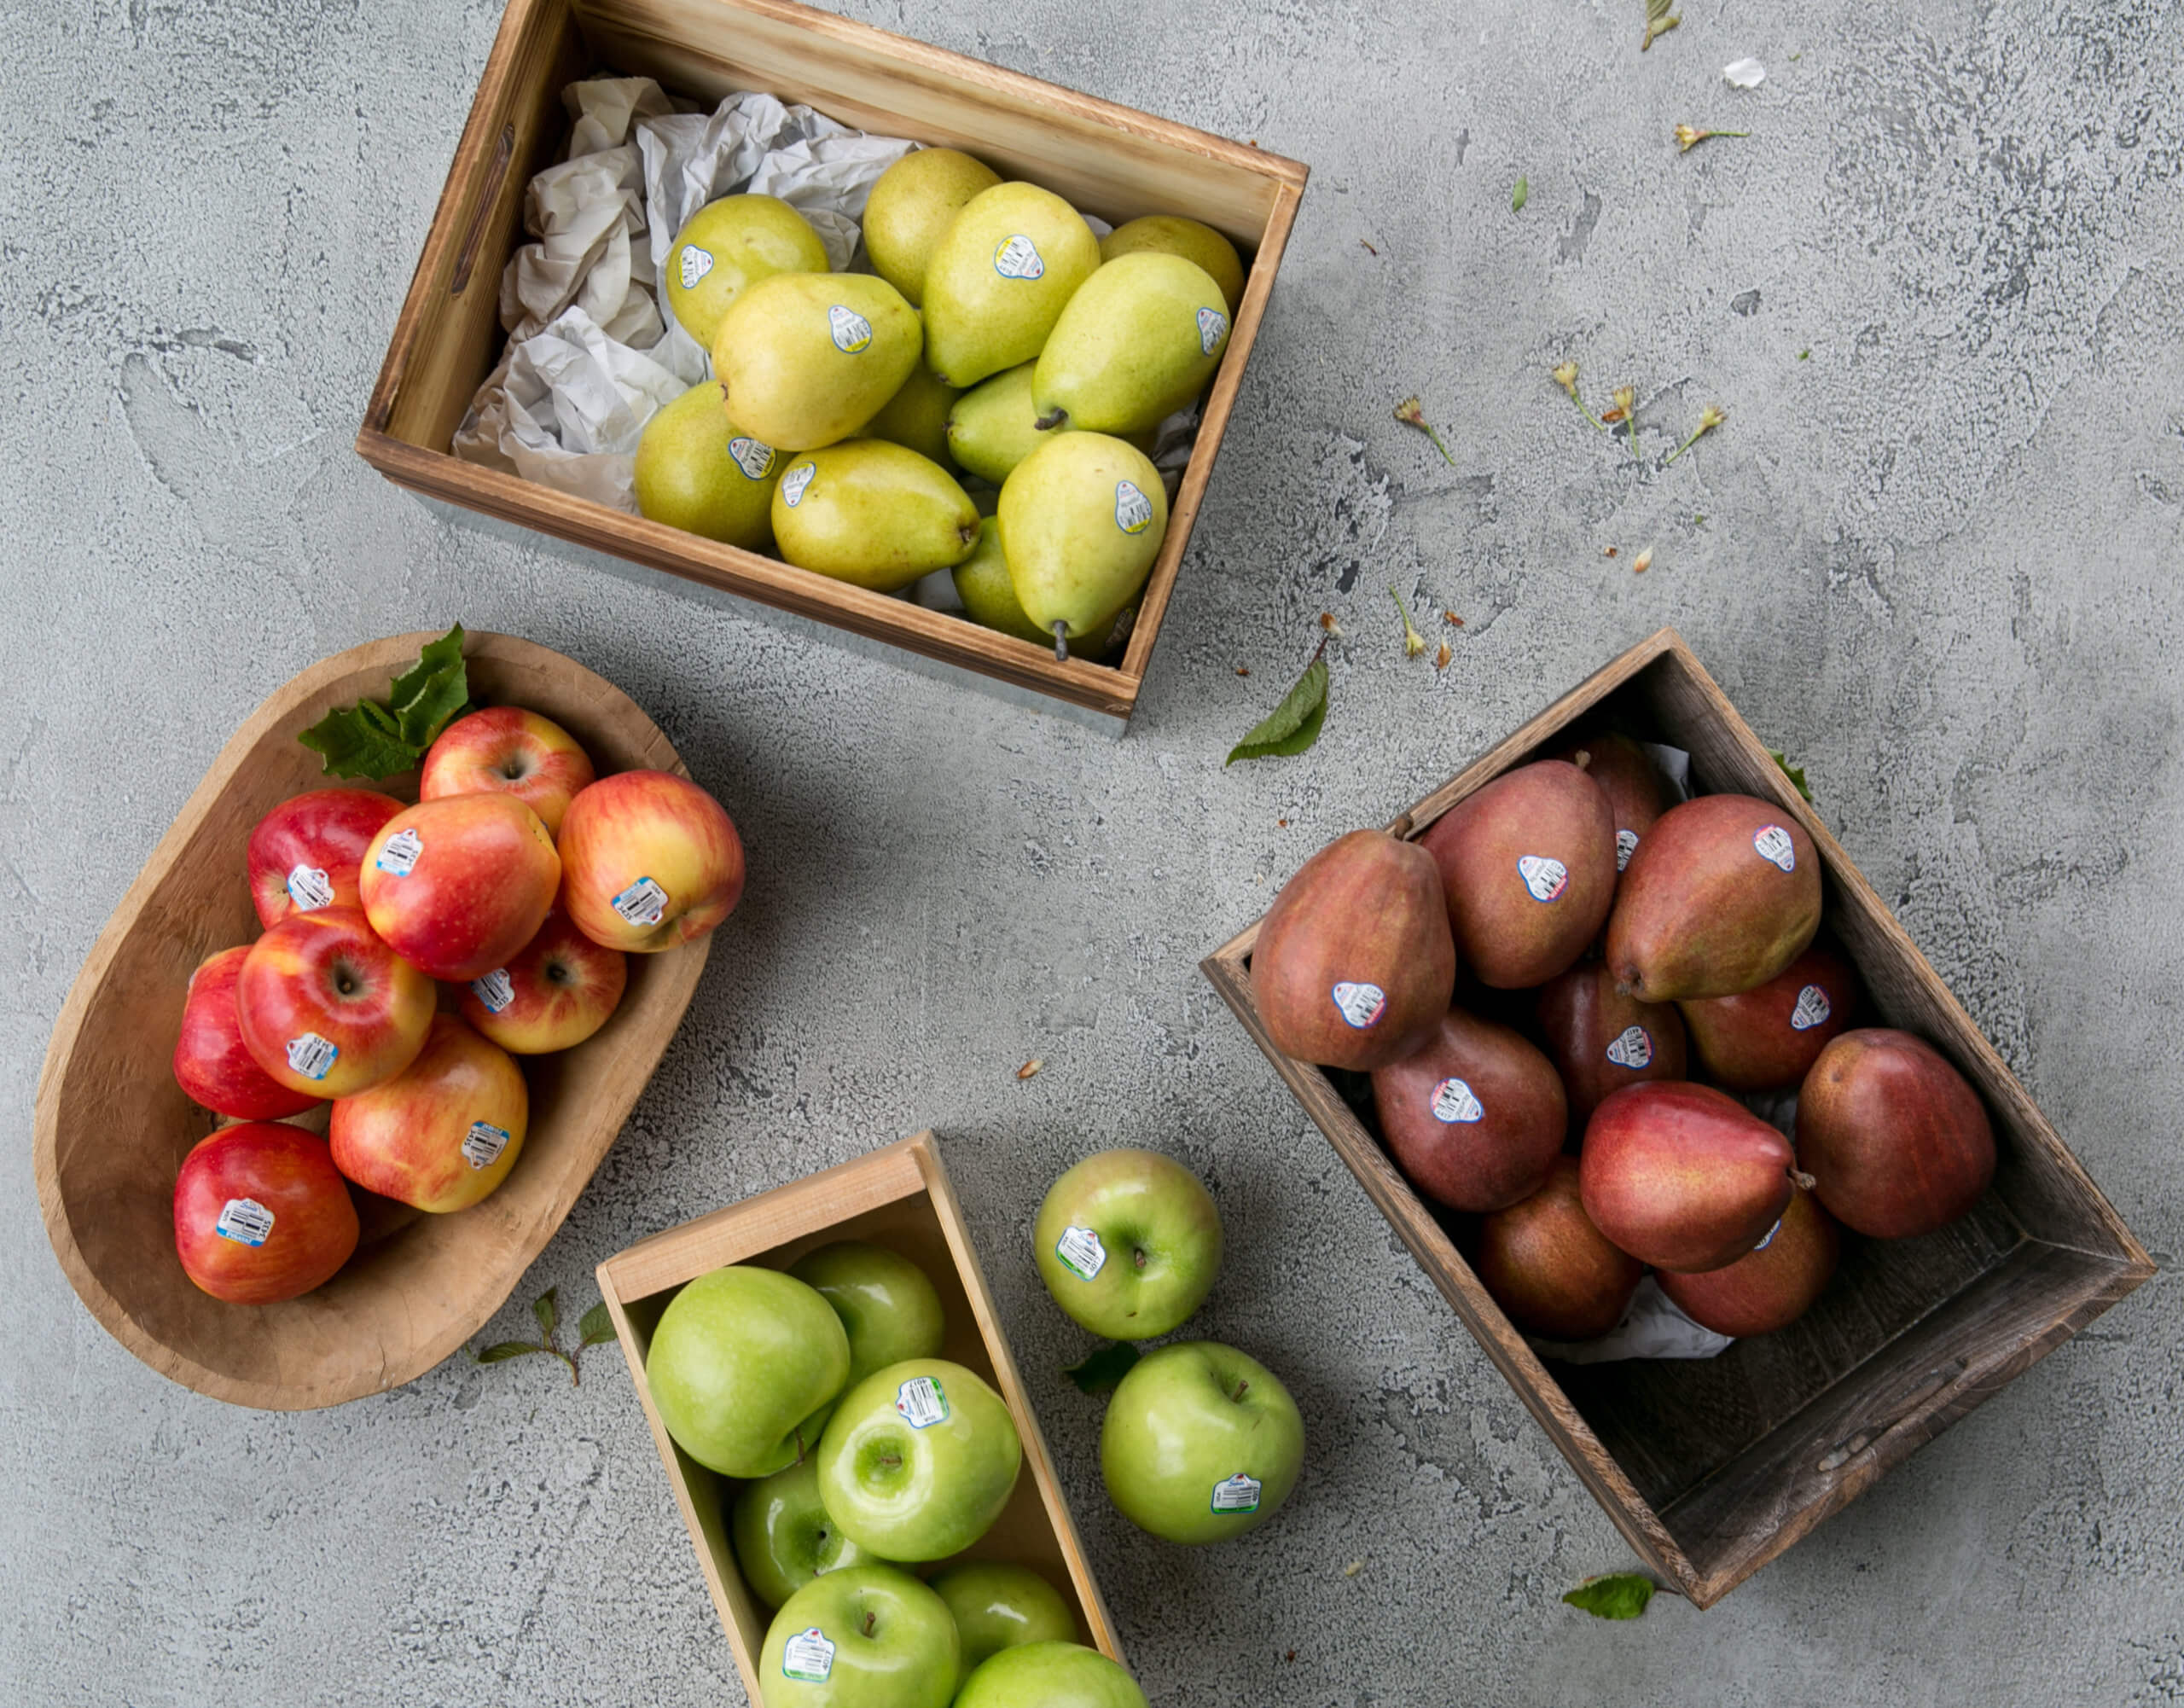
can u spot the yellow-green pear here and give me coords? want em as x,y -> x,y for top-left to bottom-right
1032,253 -> 1230,436
1100,214 -> 1246,314
921,183 -> 1100,388
998,433 -> 1167,652
953,518 -> 1130,657
632,383 -> 782,551
945,363 -> 1154,485
863,148 -> 1002,306
664,195 -> 829,346
860,363 -> 961,468
772,439 -> 980,592
712,272 -> 921,452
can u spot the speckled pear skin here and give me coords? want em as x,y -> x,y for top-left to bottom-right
1679,942 -> 1859,1092
1473,1157 -> 1644,1340
1578,1081 -> 1798,1274
1533,959 -> 1688,1135
1658,1182 -> 1842,1337
1796,1028 -> 1995,1238
1031,252 -> 1231,435
1250,828 -> 1456,1072
997,431 -> 1166,640
1606,793 -> 1822,1002
1099,213 -> 1247,315
921,183 -> 1100,387
711,271 -> 921,452
770,439 -> 979,593
1369,1007 -> 1565,1212
1547,732 -> 1676,873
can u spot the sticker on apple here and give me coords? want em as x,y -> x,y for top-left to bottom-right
462,1121 -> 511,1171
1054,1225 -> 1107,1281
1210,1472 -> 1262,1514
678,245 -> 714,290
375,826 -> 423,877
729,436 -> 775,481
993,234 -> 1044,280
1331,980 -> 1387,1030
1790,984 -> 1832,1031
215,1197 -> 274,1247
1196,305 -> 1228,357
828,305 -> 873,354
1752,1216 -> 1783,1252
611,875 -> 670,927
1604,1025 -> 1653,1070
1615,828 -> 1639,872
1113,479 -> 1154,536
781,1628 -> 835,1683
286,1031 -> 339,1081
780,461 -> 816,508
1752,824 -> 1797,872
286,864 -> 334,911
471,968 -> 515,1014
1431,1077 -> 1484,1124
1517,854 -> 1569,903
895,1375 -> 949,1428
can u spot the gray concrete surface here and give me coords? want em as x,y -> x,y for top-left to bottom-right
4,0 -> 2181,1701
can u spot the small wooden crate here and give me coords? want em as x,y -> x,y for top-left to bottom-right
596,1131 -> 1120,1698
1199,628 -> 2154,1607
358,0 -> 1307,729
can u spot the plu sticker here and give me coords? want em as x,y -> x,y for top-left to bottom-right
1331,980 -> 1386,1029
1790,984 -> 1833,1031
993,234 -> 1044,280
1054,1225 -> 1107,1281
781,461 -> 816,508
678,245 -> 715,290
1113,480 -> 1154,536
285,1031 -> 339,1081
286,864 -> 334,910
1210,1472 -> 1262,1514
1604,1025 -> 1654,1070
470,967 -> 515,1014
1517,854 -> 1569,903
1196,305 -> 1229,357
1752,1216 -> 1783,1252
781,1628 -> 835,1684
611,876 -> 670,927
1431,1077 -> 1484,1124
215,1197 -> 274,1247
828,305 -> 873,353
462,1121 -> 511,1171
728,436 -> 776,481
1752,824 -> 1797,872
895,1375 -> 949,1428
1615,828 -> 1639,872
375,826 -> 423,877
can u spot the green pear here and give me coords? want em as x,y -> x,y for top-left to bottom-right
772,439 -> 980,591
952,518 -> 1131,659
860,363 -> 961,469
712,271 -> 920,452
1100,214 -> 1246,314
1032,253 -> 1230,436
664,195 -> 829,346
998,433 -> 1167,652
921,183 -> 1100,388
863,148 -> 1002,307
945,363 -> 1155,485
632,383 -> 782,551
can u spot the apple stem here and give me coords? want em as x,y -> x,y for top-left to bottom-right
863,1612 -> 877,1638
1231,1379 -> 1250,1403
1133,1247 -> 1147,1271
1053,621 -> 1070,663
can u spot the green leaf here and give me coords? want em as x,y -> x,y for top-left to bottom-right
388,624 -> 470,749
297,699 -> 420,780
578,1300 -> 616,1347
474,1341 -> 545,1364
1062,1342 -> 1141,1394
1769,749 -> 1813,801
1225,658 -> 1329,766
1512,176 -> 1529,212
1564,1573 -> 1656,1619
532,1287 -> 559,1341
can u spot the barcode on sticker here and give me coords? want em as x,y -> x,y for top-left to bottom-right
471,968 -> 515,1014
287,864 -> 334,910
612,876 -> 669,927
1615,828 -> 1639,872
1054,1225 -> 1107,1281
895,1375 -> 949,1428
1752,824 -> 1796,872
285,1031 -> 339,1081
215,1197 -> 275,1246
1790,984 -> 1832,1030
1210,1472 -> 1262,1514
462,1122 -> 511,1171
781,1628 -> 834,1683
1431,1078 -> 1484,1124
1604,1025 -> 1653,1070
375,827 -> 423,876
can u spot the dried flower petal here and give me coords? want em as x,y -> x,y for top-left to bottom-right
1633,547 -> 1655,574
1016,1059 -> 1043,1080
1319,611 -> 1343,636
1598,405 -> 1627,425
1723,57 -> 1766,88
1234,665 -> 1250,676
1434,640 -> 1452,670
1604,545 -> 1618,557
1442,611 -> 1465,626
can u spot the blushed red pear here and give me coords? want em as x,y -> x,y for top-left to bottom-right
1658,1182 -> 1841,1336
1474,1157 -> 1644,1340
1796,1028 -> 1995,1238
1370,1008 -> 1565,1212
1548,732 -> 1674,874
1579,1081 -> 1801,1273
1680,943 -> 1857,1092
1533,960 -> 1687,1134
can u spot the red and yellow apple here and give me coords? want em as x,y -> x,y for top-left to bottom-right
173,1121 -> 360,1304
358,794 -> 561,981
329,1014 -> 529,1211
246,787 -> 404,927
457,907 -> 627,1053
235,907 -> 435,1097
559,770 -> 745,953
172,945 -> 322,1119
421,706 -> 597,838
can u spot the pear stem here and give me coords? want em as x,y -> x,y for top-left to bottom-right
1386,812 -> 1415,840
1053,621 -> 1070,663
1792,1170 -> 1817,1192
1034,408 -> 1066,432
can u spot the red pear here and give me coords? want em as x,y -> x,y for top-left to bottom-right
1252,828 -> 1456,1071
1680,943 -> 1857,1092
1579,1081 -> 1800,1272
1606,793 -> 1821,1001
1533,960 -> 1688,1133
1796,1028 -> 1995,1237
1370,1008 -> 1566,1212
1474,1157 -> 1644,1339
1419,760 -> 1617,989
1548,733 -> 1674,874
1657,1182 -> 1841,1336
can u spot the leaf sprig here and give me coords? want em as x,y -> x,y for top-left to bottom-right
1565,1572 -> 1657,1618
1641,0 -> 1680,50
471,1287 -> 618,1386
1226,643 -> 1329,765
299,624 -> 471,779
1062,1341 -> 1142,1394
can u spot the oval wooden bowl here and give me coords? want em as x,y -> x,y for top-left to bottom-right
34,631 -> 712,1409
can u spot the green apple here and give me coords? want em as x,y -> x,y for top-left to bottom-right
926,1561 -> 1077,1675
731,1456 -> 887,1612
816,1357 -> 1021,1560
758,1563 -> 959,1708
646,1265 -> 850,1479
1098,1341 -> 1304,1545
953,1641 -> 1147,1708
789,1240 -> 948,1386
1032,1149 -> 1223,1340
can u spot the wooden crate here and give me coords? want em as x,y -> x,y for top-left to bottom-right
357,0 -> 1308,729
1199,628 -> 2154,1607
596,1131 -> 1121,1698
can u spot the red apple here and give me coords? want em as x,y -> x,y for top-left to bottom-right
1579,1081 -> 1800,1273
1796,1028 -> 1995,1238
329,1014 -> 529,1211
1474,1157 -> 1644,1340
558,770 -> 745,953
172,945 -> 322,1119
1658,1182 -> 1841,1336
1370,1007 -> 1565,1212
236,908 -> 435,1097
246,787 -> 404,927
173,1122 -> 359,1304
358,794 -> 561,981
421,706 -> 597,838
458,907 -> 628,1053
